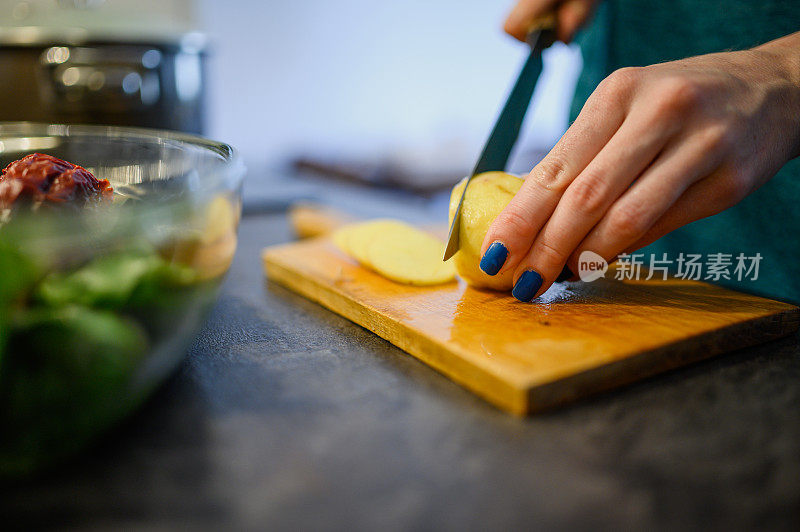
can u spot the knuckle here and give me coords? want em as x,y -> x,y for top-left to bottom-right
529,157 -> 570,193
494,207 -> 534,238
607,203 -> 648,241
599,67 -> 641,95
532,238 -> 570,269
566,171 -> 609,216
700,124 -> 726,150
701,123 -> 735,153
656,77 -> 702,115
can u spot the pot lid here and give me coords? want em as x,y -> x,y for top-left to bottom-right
0,0 -> 205,49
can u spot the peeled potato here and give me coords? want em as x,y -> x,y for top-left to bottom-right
163,194 -> 239,281
448,171 -> 523,290
332,220 -> 455,285
202,195 -> 239,244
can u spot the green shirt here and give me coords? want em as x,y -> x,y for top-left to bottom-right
571,0 -> 800,303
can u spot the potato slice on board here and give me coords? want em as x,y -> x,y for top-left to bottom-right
367,231 -> 455,285
332,226 -> 354,256
333,220 -> 455,285
332,220 -> 407,268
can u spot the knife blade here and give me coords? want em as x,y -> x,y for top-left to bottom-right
443,18 -> 556,262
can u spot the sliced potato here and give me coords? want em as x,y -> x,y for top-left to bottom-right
332,226 -> 353,255
333,220 -> 407,268
367,232 -> 455,285
333,220 -> 455,285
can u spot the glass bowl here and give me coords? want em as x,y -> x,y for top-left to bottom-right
0,122 -> 244,476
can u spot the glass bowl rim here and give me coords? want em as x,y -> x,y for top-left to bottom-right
0,121 -> 245,251
0,121 -> 245,182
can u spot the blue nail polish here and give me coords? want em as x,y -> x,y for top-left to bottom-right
556,266 -> 573,283
480,242 -> 508,276
512,270 -> 543,302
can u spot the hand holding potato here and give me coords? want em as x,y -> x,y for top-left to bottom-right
480,30 -> 800,301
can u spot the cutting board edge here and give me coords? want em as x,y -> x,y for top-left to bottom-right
518,302 -> 800,388
263,250 -> 530,416
524,307 -> 800,413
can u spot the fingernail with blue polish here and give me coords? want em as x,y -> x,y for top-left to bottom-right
512,270 -> 543,302
479,242 -> 508,276
556,266 -> 573,283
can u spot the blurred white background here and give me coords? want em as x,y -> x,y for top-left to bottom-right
1,0 -> 582,192
199,0 -> 582,178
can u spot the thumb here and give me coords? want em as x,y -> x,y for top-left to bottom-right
556,0 -> 596,43
504,0 -> 561,42
504,0 -> 596,43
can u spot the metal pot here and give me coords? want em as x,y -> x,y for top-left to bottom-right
0,19 -> 206,133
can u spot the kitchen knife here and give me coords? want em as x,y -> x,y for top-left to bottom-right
443,15 -> 557,261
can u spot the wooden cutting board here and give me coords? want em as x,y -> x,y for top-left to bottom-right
262,236 -> 799,415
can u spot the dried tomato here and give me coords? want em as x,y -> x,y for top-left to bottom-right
0,153 -> 113,209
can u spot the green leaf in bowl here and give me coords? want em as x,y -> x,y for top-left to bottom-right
0,241 -> 42,369
0,305 -> 148,474
35,251 -> 195,310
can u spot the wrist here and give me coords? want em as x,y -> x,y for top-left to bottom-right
755,32 -> 800,88
753,33 -> 800,158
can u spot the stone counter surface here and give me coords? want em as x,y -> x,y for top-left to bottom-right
5,211 -> 800,530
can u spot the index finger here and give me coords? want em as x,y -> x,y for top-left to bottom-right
479,79 -> 627,277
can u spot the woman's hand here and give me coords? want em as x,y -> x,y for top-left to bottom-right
504,0 -> 597,43
480,33 -> 800,302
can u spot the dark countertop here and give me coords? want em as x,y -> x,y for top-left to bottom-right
5,187 -> 800,530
